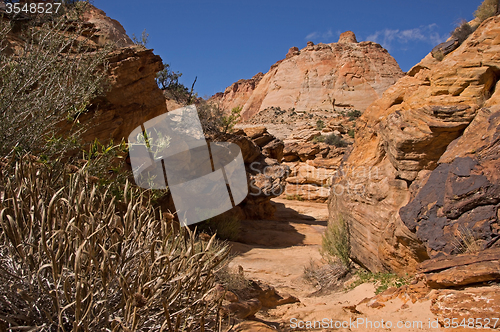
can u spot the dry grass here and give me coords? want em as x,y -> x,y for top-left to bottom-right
0,156 -> 230,331
474,0 -> 499,22
452,225 -> 482,254
303,260 -> 349,292
451,20 -> 474,44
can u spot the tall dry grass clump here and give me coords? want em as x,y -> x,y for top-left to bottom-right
0,156 -> 230,331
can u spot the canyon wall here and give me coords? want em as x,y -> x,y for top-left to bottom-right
328,15 -> 500,274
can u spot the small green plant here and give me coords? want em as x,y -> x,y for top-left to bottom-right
285,194 -> 304,201
321,215 -> 351,268
220,106 -> 242,134
348,129 -> 355,138
348,270 -> 409,294
324,134 -> 348,147
316,119 -> 325,130
313,135 -> 326,143
474,0 -> 499,23
132,28 -> 149,47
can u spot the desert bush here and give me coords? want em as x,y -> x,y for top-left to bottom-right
324,133 -> 348,147
451,20 -> 474,44
474,0 -> 499,22
215,264 -> 250,292
321,215 -> 351,268
220,106 -> 242,134
285,194 -> 304,201
347,109 -> 362,120
312,135 -> 325,143
156,62 -> 189,102
0,4 -> 109,158
303,260 -> 349,292
316,119 -> 325,130
196,101 -> 226,136
348,129 -> 355,138
0,156 -> 230,331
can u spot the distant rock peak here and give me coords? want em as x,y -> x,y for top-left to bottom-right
338,31 -> 357,44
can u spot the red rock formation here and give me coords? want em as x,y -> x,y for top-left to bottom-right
78,46 -> 166,143
215,31 -> 403,121
210,72 -> 264,112
82,6 -> 133,47
328,15 -> 500,274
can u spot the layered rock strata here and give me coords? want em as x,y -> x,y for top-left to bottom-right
213,32 -> 403,120
328,15 -> 500,274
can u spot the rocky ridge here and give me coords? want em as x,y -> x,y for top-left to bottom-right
213,31 -> 403,122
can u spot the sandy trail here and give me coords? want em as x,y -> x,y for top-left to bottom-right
228,198 -> 441,332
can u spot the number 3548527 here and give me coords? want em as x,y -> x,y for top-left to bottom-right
5,3 -> 62,14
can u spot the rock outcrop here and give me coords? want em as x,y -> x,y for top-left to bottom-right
210,73 -> 264,112
82,5 -> 133,47
75,46 -> 167,143
216,31 -> 403,121
328,15 -> 500,274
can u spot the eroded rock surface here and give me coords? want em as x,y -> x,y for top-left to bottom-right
214,31 -> 403,120
328,15 -> 500,274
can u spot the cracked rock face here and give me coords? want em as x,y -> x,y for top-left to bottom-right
328,15 -> 500,274
212,31 -> 403,121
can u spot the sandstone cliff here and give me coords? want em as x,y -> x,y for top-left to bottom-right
215,31 -> 403,121
328,15 -> 500,274
211,72 -> 264,112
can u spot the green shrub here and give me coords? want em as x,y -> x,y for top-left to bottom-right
348,129 -> 355,138
316,119 -> 325,130
321,215 -> 351,268
474,0 -> 499,22
451,20 -> 474,43
0,156 -> 230,331
313,135 -> 326,143
324,133 -> 348,147
347,109 -> 362,120
348,270 -> 409,294
221,106 -> 242,134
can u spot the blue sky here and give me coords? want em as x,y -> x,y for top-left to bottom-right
94,0 -> 482,98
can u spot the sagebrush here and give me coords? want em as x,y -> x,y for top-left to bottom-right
321,215 -> 351,268
0,4 -> 109,158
